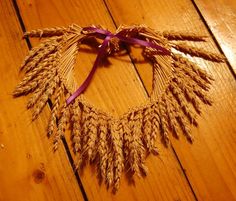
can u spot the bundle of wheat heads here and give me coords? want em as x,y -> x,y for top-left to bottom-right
14,24 -> 225,192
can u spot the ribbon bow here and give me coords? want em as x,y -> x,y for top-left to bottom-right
66,27 -> 170,105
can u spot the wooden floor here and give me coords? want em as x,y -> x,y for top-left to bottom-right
0,0 -> 236,200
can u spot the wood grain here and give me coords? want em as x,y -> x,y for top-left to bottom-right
0,1 -> 84,201
16,0 -> 198,200
194,0 -> 236,74
105,0 -> 236,200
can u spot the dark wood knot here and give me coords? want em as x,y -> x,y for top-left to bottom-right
32,169 -> 45,184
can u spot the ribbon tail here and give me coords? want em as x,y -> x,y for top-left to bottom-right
66,35 -> 112,105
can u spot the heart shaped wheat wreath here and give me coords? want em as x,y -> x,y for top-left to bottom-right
14,24 -> 224,192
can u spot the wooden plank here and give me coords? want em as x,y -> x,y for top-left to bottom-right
194,0 -> 236,74
104,0 -> 236,200
0,1 -> 84,201
16,0 -> 197,200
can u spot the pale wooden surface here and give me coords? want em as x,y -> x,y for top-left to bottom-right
194,0 -> 236,73
0,1 -> 84,201
1,0 -> 236,201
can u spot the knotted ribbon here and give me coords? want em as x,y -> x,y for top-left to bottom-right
66,27 -> 170,105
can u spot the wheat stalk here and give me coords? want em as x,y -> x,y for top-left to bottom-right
20,36 -> 61,69
173,61 -> 210,91
24,27 -> 67,38
192,83 -> 213,105
169,81 -> 198,125
78,105 -> 90,165
16,62 -> 50,90
168,93 -> 193,142
173,42 -> 225,62
48,83 -> 64,137
71,99 -> 82,153
16,51 -> 58,93
162,30 -> 207,41
13,79 -> 38,97
164,91 -> 180,137
127,113 -> 140,175
157,98 -> 170,145
23,43 -> 58,73
172,75 -> 202,114
134,110 -> 148,175
172,54 -> 214,82
142,106 -> 152,152
27,69 -> 57,108
150,103 -> 160,154
56,39 -> 80,93
32,75 -> 59,120
53,104 -> 70,151
97,115 -> 109,180
175,66 -> 213,106
106,144 -> 114,187
124,111 -> 146,176
14,63 -> 57,97
84,108 -> 98,161
79,105 -> 99,165
110,121 -> 124,191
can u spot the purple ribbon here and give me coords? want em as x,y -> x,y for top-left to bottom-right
66,27 -> 170,105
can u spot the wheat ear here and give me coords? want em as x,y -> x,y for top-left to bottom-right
32,75 -> 59,120
164,91 -> 180,137
168,93 -> 193,142
110,121 -> 124,191
172,54 -> 214,82
84,108 -> 99,161
157,98 -> 170,145
169,82 -> 198,125
48,83 -> 64,136
123,111 -> 146,176
173,42 -> 225,62
23,43 -> 58,73
162,30 -> 207,41
20,36 -> 62,70
71,99 -> 82,153
53,104 -> 70,151
97,115 -> 109,180
106,139 -> 114,187
150,103 -> 160,154
24,27 -> 67,38
142,106 -> 153,153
